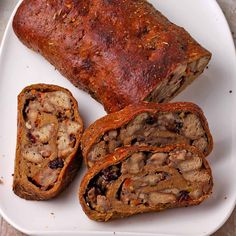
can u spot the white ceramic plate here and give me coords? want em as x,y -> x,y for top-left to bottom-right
0,0 -> 236,235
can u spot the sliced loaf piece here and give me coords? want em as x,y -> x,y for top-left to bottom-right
13,84 -> 83,200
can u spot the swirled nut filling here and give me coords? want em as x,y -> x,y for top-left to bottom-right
21,90 -> 81,191
145,57 -> 210,104
88,111 -> 209,167
84,147 -> 212,216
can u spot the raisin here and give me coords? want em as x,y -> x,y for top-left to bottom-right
177,168 -> 181,174
101,165 -> 121,181
174,121 -> 183,133
27,132 -> 36,143
178,190 -> 190,202
162,172 -> 171,180
145,116 -> 156,125
131,138 -> 137,145
48,158 -> 64,169
57,112 -> 66,122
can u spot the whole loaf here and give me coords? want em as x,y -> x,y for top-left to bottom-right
13,0 -> 211,113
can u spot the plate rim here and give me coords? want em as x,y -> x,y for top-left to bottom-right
0,0 -> 236,235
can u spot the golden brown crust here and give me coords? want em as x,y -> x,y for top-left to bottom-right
13,84 -> 84,200
81,102 -> 213,167
79,144 -> 213,221
13,0 -> 211,113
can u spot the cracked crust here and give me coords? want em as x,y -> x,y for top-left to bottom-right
13,84 -> 84,200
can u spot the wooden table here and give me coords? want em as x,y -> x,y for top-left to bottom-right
0,0 -> 236,235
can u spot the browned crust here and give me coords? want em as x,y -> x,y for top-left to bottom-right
79,144 -> 213,221
13,84 -> 84,200
81,102 -> 213,166
13,0 -> 211,113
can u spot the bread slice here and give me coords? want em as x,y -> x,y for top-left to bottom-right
13,0 -> 211,113
79,144 -> 213,221
13,84 -> 83,200
81,102 -> 213,168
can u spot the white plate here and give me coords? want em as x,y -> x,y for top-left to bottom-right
0,0 -> 236,235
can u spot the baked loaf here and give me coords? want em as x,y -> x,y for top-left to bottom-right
13,0 -> 211,113
79,145 -> 213,221
81,102 -> 213,168
13,84 -> 83,200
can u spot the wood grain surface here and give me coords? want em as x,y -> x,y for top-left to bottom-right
0,0 -> 236,235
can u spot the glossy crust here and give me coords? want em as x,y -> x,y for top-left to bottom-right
81,102 -> 213,167
13,84 -> 84,200
79,144 -> 213,221
13,0 -> 211,113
